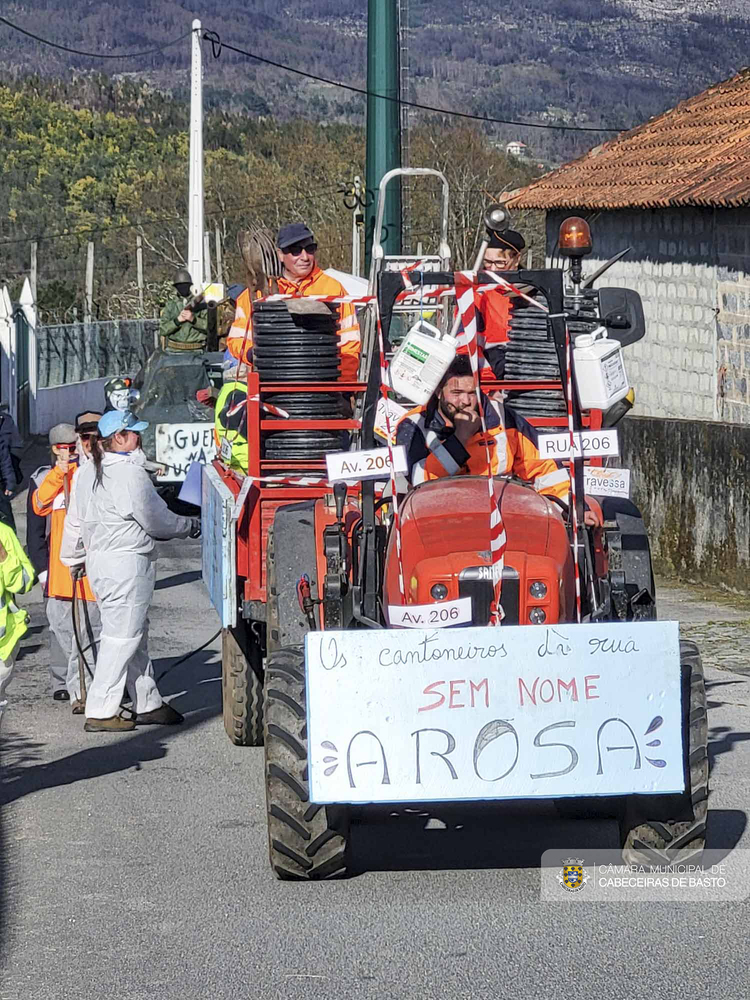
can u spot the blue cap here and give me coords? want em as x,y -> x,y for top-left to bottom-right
98,409 -> 148,439
277,222 -> 315,250
227,283 -> 245,305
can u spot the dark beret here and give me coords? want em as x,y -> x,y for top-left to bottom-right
487,229 -> 526,251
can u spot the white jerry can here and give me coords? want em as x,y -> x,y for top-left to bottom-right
573,327 -> 630,410
388,320 -> 458,405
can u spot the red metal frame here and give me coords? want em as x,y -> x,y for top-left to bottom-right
218,368 -> 607,608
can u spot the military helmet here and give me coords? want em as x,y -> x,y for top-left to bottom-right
104,376 -> 132,394
174,268 -> 193,286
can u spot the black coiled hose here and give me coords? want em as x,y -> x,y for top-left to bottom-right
253,301 -> 346,465
504,288 -> 600,418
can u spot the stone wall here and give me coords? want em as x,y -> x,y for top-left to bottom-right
620,415 -> 750,592
545,207 -> 750,424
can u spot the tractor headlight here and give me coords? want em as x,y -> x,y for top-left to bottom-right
529,607 -> 547,624
529,581 -> 548,599
430,583 -> 449,600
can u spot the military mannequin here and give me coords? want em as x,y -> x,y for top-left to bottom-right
159,268 -> 209,352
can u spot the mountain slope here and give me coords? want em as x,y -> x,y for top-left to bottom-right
1,0 -> 748,162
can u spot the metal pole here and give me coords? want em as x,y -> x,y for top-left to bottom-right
187,20 -> 205,288
30,241 -> 37,306
84,241 -> 94,323
352,176 -> 363,277
203,230 -> 212,282
136,234 -> 145,313
215,223 -> 224,285
20,277 -> 37,434
365,0 -> 402,273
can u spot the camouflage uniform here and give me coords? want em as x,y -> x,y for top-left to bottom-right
159,296 -> 209,351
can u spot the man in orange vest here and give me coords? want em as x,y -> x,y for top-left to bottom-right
32,422 -> 101,714
456,229 -> 527,380
227,223 -> 361,379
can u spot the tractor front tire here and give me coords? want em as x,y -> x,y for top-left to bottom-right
620,640 -> 708,864
222,626 -> 264,747
264,645 -> 349,880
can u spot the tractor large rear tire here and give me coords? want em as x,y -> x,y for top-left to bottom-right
222,626 -> 264,747
620,640 -> 708,864
264,645 -> 349,880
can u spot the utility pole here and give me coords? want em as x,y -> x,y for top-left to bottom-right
215,223 -> 224,285
187,19 -> 205,289
84,241 -> 94,324
365,0 -> 402,274
203,230 -> 212,282
30,241 -> 38,306
352,176 -> 363,277
136,234 -> 145,313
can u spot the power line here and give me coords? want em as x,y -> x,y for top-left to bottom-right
0,186 -> 348,246
0,180 -> 527,247
0,15 -> 191,60
0,12 -> 624,132
202,30 -> 623,134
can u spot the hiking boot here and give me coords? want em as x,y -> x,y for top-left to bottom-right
136,704 -> 184,726
53,690 -> 70,702
84,715 -> 136,733
71,700 -> 85,715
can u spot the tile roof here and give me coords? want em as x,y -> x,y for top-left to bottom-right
506,67 -> 750,210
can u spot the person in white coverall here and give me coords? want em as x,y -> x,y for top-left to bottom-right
61,409 -> 197,733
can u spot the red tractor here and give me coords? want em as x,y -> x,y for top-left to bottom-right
204,170 -> 707,880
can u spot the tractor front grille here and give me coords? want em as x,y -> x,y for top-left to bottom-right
458,566 -> 520,625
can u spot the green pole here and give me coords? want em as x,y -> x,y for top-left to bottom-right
365,0 -> 402,274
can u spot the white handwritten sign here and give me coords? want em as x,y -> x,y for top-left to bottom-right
584,466 -> 631,498
155,422 -> 217,482
388,597 -> 473,629
326,445 -> 408,483
306,621 -> 683,804
538,430 -> 620,460
374,396 -> 409,443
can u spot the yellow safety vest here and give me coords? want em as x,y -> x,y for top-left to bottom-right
0,522 -> 35,661
215,380 -> 249,474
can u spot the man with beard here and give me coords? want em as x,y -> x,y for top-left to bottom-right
395,356 -> 569,499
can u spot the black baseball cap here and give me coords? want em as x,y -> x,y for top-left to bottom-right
277,223 -> 315,250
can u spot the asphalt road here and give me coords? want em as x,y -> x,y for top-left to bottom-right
2,518 -> 750,998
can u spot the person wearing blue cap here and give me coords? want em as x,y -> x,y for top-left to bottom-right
61,410 -> 199,732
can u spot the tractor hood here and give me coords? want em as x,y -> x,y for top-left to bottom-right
384,477 -> 574,624
399,477 -> 558,558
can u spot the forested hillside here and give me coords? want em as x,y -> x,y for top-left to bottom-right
2,0 -> 748,166
1,1 -> 747,316
0,76 -> 540,319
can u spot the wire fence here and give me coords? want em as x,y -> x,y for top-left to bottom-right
38,318 -> 158,388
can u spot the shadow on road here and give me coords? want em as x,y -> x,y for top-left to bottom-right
0,649 -> 221,808
350,803 -> 618,873
0,645 -> 222,957
708,725 -> 750,769
349,803 -> 747,874
154,570 -> 202,591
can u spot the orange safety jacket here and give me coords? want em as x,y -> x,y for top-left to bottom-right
32,465 -> 96,602
455,289 -> 512,380
227,266 -> 361,379
395,393 -> 570,501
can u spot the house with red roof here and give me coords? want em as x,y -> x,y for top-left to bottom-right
506,68 -> 750,424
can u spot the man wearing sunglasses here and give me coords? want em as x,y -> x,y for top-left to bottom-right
227,223 -> 361,379
456,228 -> 528,381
